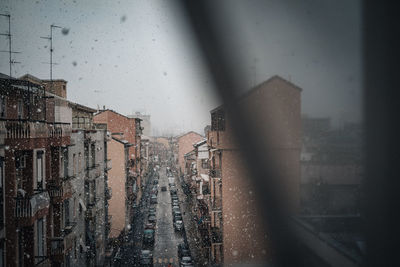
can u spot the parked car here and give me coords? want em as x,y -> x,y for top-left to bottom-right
144,223 -> 155,230
149,206 -> 156,213
143,229 -> 155,244
140,250 -> 153,266
161,186 -> 167,191
148,210 -> 156,217
150,195 -> 158,204
173,210 -> 182,217
172,199 -> 179,205
180,256 -> 194,267
153,179 -> 158,185
172,206 -> 180,214
174,220 -> 183,231
178,243 -> 191,258
148,215 -> 156,223
174,214 -> 183,223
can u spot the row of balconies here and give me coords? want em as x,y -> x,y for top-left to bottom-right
50,222 -> 77,261
47,180 -> 75,201
0,120 -> 71,139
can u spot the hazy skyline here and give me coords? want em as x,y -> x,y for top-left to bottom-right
0,0 -> 361,135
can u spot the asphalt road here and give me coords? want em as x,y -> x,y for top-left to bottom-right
117,168 -> 185,267
153,168 -> 184,266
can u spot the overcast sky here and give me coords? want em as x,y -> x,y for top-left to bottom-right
0,0 -> 361,136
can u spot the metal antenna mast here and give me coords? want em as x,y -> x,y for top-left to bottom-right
0,13 -> 21,77
40,24 -> 61,121
40,24 -> 62,82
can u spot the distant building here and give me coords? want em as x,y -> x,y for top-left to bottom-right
128,111 -> 151,136
176,131 -> 204,175
93,110 -> 143,243
183,139 -> 211,261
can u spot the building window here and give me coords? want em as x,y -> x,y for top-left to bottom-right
202,159 -> 209,169
73,154 -> 76,176
211,110 -> 225,131
63,148 -> 69,178
15,154 -> 26,170
64,199 -> 70,225
0,96 -> 5,118
78,152 -> 82,174
73,197 -> 76,218
36,218 -> 45,261
36,151 -> 44,190
90,143 -> 95,167
17,99 -> 23,119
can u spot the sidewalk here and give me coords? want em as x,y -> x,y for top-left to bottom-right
177,176 -> 208,266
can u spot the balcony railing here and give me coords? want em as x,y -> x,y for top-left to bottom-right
0,120 -> 71,139
209,169 -> 222,178
50,237 -> 64,257
15,191 -> 50,218
15,197 -> 32,217
47,184 -> 63,198
212,197 -> 222,210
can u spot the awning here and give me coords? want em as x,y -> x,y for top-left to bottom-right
30,191 -> 50,215
200,174 -> 209,182
79,198 -> 87,212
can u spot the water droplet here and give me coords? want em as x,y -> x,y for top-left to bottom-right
61,28 -> 70,35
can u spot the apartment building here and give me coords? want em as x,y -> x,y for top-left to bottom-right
0,73 -> 113,266
176,131 -> 204,175
0,75 -> 72,266
128,112 -> 151,136
68,103 -> 110,266
183,139 -> 212,262
93,110 -> 142,243
206,76 -> 301,265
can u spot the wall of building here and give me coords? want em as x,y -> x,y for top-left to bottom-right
107,139 -> 126,239
221,150 -> 268,265
68,130 -> 87,266
177,132 -> 204,174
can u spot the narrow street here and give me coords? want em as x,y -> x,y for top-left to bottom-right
153,168 -> 184,266
118,166 -> 189,267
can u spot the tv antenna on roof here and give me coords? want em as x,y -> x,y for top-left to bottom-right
40,24 -> 62,83
0,14 -> 21,78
